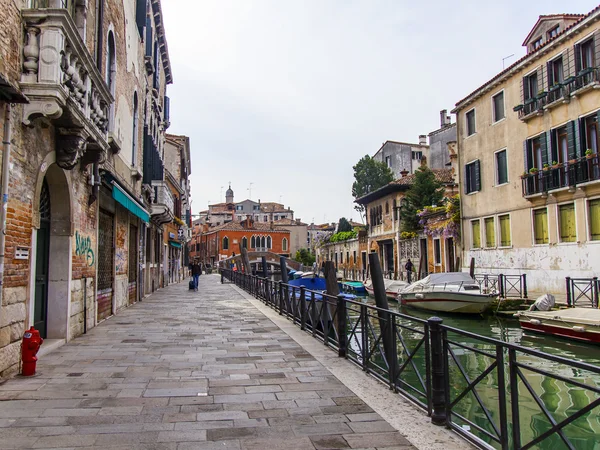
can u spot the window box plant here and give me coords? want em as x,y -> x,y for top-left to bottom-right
542,163 -> 550,171
551,160 -> 561,168
529,167 -> 539,174
524,97 -> 535,105
521,171 -> 529,179
585,149 -> 597,159
536,91 -> 548,99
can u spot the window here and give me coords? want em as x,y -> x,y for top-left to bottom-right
266,236 -> 272,249
222,236 -> 229,250
242,237 -> 248,249
106,31 -> 116,131
132,92 -> 138,165
434,239 -> 441,265
484,217 -> 496,248
340,252 -> 343,263
282,238 -> 288,252
236,205 -> 243,211
548,56 -> 564,87
251,236 -> 256,248
264,215 -> 268,222
582,114 -> 599,154
495,150 -> 508,185
465,160 -> 481,194
346,252 -> 350,264
385,202 -> 389,214
548,25 -> 559,39
274,216 -> 279,221
499,215 -> 511,247
551,126 -> 569,164
532,37 -> 542,50
261,236 -> 266,248
578,38 -> 595,72
353,250 -> 356,263
253,205 -> 259,211
492,91 -> 505,122
412,151 -> 422,160
466,109 -> 476,136
524,135 -> 547,170
393,199 -> 398,220
558,204 -> 576,243
589,199 -> 600,240
385,156 -> 391,168
524,71 -> 538,101
533,209 -> 549,244
471,220 -> 481,249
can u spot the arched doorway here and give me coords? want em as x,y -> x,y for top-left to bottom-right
33,164 -> 72,339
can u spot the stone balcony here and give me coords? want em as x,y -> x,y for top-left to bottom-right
150,181 -> 175,225
20,7 -> 113,169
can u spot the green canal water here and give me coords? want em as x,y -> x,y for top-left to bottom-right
352,296 -> 600,450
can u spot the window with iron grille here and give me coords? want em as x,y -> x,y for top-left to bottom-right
129,225 -> 137,282
97,210 -> 114,290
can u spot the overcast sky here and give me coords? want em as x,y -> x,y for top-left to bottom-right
162,0 -> 597,225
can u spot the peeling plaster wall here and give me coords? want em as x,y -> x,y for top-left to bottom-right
122,0 -> 140,78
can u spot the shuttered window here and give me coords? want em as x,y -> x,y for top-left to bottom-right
499,215 -> 511,247
559,204 -> 576,243
495,150 -> 508,185
589,199 -> 600,240
136,0 -> 146,38
492,92 -> 505,122
533,209 -> 549,244
434,239 -> 441,265
466,109 -> 476,136
471,220 -> 481,249
465,160 -> 481,194
484,217 -> 496,248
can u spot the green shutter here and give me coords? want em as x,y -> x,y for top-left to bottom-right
472,220 -> 481,249
534,209 -> 549,244
485,218 -> 495,247
567,121 -> 577,160
559,204 -> 576,242
524,140 -> 533,171
499,215 -> 511,246
541,132 -> 549,166
589,199 -> 600,240
574,119 -> 581,158
475,160 -> 481,192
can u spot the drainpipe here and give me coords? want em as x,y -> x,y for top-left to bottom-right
0,103 -> 12,309
83,277 -> 87,334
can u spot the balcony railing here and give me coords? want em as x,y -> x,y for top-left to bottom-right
571,67 -> 600,93
521,154 -> 600,197
20,8 -> 113,169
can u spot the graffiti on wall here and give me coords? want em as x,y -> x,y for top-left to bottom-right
115,249 -> 126,275
75,231 -> 95,266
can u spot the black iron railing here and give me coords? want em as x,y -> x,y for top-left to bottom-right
522,155 -> 600,196
474,274 -> 527,299
566,276 -> 599,308
571,67 -> 600,92
221,269 -> 600,449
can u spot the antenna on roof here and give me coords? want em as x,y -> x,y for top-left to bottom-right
502,54 -> 515,69
247,182 -> 254,200
220,186 -> 224,201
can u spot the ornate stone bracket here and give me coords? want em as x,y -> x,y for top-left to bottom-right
56,127 -> 89,170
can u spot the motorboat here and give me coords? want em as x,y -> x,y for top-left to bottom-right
364,278 -> 409,301
340,281 -> 367,295
397,272 -> 497,314
514,308 -> 600,344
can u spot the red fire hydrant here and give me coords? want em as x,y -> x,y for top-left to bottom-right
21,327 -> 43,376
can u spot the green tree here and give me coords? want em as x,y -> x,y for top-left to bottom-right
400,166 -> 444,232
352,155 -> 394,217
295,248 -> 316,266
337,217 -> 353,233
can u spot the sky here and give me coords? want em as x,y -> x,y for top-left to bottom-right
161,0 -> 598,225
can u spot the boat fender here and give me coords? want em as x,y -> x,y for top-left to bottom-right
573,326 -> 586,333
415,293 -> 424,299
529,319 -> 541,325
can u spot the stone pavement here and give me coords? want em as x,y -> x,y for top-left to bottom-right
0,275 -> 418,449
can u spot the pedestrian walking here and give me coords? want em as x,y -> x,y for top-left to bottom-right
405,258 -> 414,284
191,260 -> 202,291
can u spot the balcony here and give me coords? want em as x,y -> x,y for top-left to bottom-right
521,155 -> 600,197
570,67 -> 600,95
150,181 -> 175,225
20,7 -> 113,169
516,97 -> 544,121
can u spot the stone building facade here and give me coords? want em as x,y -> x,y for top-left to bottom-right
0,0 -> 180,380
452,7 -> 600,294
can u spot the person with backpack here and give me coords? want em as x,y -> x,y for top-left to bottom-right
191,260 -> 202,291
405,258 -> 414,284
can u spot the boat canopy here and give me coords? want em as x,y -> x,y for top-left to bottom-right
401,272 -> 476,294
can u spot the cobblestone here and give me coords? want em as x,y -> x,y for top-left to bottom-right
0,275 -> 416,449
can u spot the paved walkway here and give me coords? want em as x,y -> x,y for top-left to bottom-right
0,275 -> 417,450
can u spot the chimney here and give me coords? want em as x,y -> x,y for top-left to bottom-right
400,169 -> 409,178
440,109 -> 448,127
419,135 -> 427,145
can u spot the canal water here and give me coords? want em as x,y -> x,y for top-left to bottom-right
355,295 -> 600,450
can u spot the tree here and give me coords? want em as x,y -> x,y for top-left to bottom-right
337,217 -> 353,233
400,166 -> 444,232
295,248 -> 315,266
352,155 -> 394,217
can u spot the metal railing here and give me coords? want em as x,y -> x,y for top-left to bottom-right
522,156 -> 600,196
566,276 -> 599,308
475,274 -> 527,299
221,269 -> 599,449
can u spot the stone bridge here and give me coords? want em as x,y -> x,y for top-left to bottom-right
219,251 -> 303,272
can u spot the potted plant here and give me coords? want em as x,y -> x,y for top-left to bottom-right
521,171 -> 529,179
542,163 -> 550,171
529,167 -> 539,174
585,149 -> 596,159
551,160 -> 561,168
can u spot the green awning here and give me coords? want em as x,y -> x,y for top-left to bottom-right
112,183 -> 150,223
169,241 -> 182,248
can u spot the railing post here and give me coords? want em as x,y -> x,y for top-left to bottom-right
428,317 -> 447,426
361,304 -> 368,371
566,277 -> 572,307
499,274 -> 505,298
336,294 -> 347,358
311,292 -> 317,337
594,277 -> 599,308
221,269 -> 224,284
300,287 -> 306,330
521,273 -> 528,299
323,296 -> 330,347
387,311 -> 397,391
509,348 -> 521,448
278,282 -> 283,315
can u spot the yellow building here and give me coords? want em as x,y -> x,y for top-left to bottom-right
452,9 -> 600,295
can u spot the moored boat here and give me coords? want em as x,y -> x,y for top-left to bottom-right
364,278 -> 409,301
397,272 -> 497,314
340,281 -> 367,295
514,308 -> 600,344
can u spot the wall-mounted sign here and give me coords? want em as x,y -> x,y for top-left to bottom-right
169,232 -> 175,239
15,247 -> 29,260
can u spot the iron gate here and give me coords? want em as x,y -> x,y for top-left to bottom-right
97,209 -> 114,320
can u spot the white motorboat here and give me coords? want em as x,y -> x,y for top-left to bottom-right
397,272 -> 497,314
514,308 -> 600,344
364,278 -> 409,301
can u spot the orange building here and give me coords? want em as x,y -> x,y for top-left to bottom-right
199,218 -> 291,266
